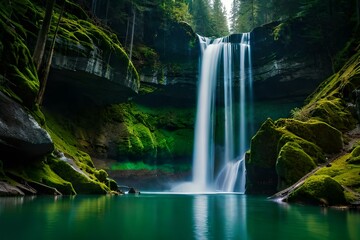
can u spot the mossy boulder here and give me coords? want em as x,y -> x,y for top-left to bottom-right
276,142 -> 316,189
249,118 -> 282,168
287,175 -> 347,206
276,119 -> 343,154
310,98 -> 356,131
247,117 -> 343,194
9,161 -> 76,195
48,157 -> 107,194
247,118 -> 283,194
277,133 -> 325,163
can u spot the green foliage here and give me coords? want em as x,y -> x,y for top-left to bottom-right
288,175 -> 347,205
190,0 -> 228,37
162,1 -> 193,24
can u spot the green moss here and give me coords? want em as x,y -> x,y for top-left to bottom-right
248,117 -> 340,193
310,98 -> 356,131
315,154 -> 360,193
288,175 -> 347,205
102,102 -> 193,163
249,118 -> 283,168
94,169 -> 108,183
156,129 -> 193,160
44,111 -> 115,194
348,146 -> 360,164
276,142 -> 316,189
9,161 -> 76,195
48,157 -> 107,194
275,119 -> 343,154
277,133 -> 325,163
52,14 -> 140,87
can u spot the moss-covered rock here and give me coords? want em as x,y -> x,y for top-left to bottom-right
247,118 -> 283,194
276,142 -> 316,189
276,119 -> 343,154
277,133 -> 325,163
44,111 -> 116,194
249,118 -> 282,168
0,0 -> 40,106
48,157 -> 107,194
9,160 -> 76,195
287,175 -> 347,206
247,116 -> 344,194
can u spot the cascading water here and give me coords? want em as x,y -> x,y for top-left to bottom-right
215,33 -> 252,193
172,33 -> 253,193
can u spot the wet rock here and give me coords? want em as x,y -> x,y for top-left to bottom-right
128,187 -> 140,194
0,181 -> 24,196
0,92 -> 54,160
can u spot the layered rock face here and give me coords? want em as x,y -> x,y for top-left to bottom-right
137,20 -> 333,103
251,21 -> 332,100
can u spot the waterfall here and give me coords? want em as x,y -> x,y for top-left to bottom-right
172,33 -> 253,193
214,33 -> 252,193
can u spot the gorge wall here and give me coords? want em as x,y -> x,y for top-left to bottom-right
0,0 -> 355,194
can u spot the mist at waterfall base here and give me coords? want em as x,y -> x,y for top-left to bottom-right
172,33 -> 252,193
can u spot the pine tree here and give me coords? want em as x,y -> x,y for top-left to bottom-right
211,0 -> 229,36
191,0 -> 212,36
230,0 -> 240,33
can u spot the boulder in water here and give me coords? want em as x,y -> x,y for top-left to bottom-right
128,187 -> 140,194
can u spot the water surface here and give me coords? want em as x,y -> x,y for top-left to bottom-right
0,194 -> 359,240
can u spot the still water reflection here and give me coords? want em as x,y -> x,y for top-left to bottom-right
0,194 -> 359,240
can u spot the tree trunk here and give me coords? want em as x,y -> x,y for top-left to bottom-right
32,0 -> 56,71
36,0 -> 65,105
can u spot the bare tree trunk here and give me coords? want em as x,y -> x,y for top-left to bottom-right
36,0 -> 65,105
32,0 -> 55,71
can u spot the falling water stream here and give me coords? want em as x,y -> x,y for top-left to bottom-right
173,33 -> 253,193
